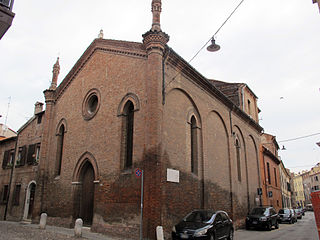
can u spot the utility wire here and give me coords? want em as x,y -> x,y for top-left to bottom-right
165,0 -> 246,89
278,132 -> 320,143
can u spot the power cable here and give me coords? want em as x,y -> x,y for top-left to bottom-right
165,0 -> 246,89
278,132 -> 320,143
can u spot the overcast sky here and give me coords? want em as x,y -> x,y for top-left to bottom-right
0,0 -> 319,173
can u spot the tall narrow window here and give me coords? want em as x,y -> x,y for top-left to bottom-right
190,116 -> 198,175
236,139 -> 241,181
274,168 -> 277,187
123,101 -> 134,169
267,162 -> 271,184
35,143 -> 41,163
247,99 -> 251,116
56,124 -> 65,176
2,185 -> 9,203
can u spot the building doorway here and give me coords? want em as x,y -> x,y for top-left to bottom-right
23,181 -> 36,220
79,161 -> 94,225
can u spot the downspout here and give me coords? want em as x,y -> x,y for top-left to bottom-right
4,134 -> 18,220
162,47 -> 170,105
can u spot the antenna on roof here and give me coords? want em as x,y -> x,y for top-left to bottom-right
4,96 -> 11,133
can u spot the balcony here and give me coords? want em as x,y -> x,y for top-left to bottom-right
0,0 -> 15,40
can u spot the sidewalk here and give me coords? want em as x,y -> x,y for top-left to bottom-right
0,220 -> 131,240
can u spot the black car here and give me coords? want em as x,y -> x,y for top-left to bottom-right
172,210 -> 234,240
278,208 -> 296,224
245,207 -> 279,231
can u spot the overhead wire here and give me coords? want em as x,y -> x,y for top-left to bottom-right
278,132 -> 320,143
165,0 -> 246,89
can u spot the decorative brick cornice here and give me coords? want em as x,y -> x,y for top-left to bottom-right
142,30 -> 169,52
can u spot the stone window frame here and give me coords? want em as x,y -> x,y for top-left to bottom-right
82,88 -> 101,121
186,109 -> 201,177
234,134 -> 242,182
55,120 -> 67,177
117,93 -> 140,172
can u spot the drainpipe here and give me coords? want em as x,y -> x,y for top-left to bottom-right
4,133 -> 18,220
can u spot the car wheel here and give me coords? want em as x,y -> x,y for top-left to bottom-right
275,221 -> 279,229
267,221 -> 272,231
289,219 -> 293,224
245,224 -> 250,230
227,229 -> 234,240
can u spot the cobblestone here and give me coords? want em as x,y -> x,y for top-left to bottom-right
0,221 -> 128,240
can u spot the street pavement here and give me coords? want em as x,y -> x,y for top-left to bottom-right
0,220 -> 127,240
234,211 -> 318,240
0,212 -> 318,239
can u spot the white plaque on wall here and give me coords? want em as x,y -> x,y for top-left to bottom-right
167,168 -> 179,183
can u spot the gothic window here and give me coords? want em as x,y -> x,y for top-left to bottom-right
236,139 -> 241,181
190,116 -> 198,175
122,101 -> 134,169
56,124 -> 65,176
267,162 -> 271,184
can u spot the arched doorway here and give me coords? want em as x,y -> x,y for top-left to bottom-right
79,161 -> 94,225
23,181 -> 36,220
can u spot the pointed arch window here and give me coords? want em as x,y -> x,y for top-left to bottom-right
190,116 -> 198,175
56,124 -> 65,176
236,139 -> 241,181
122,101 -> 134,169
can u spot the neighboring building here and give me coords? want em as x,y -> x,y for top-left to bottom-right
0,123 -> 17,140
260,133 -> 282,211
301,171 -> 312,205
279,161 -> 292,208
0,0 -> 15,39
293,174 -> 306,208
311,171 -> 320,192
0,1 -> 264,239
0,102 -> 44,221
313,0 -> 320,12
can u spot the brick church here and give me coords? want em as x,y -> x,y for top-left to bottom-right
0,0 -> 263,239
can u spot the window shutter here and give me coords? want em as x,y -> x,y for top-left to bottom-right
2,150 -> 9,169
27,144 -> 36,165
20,145 -> 27,166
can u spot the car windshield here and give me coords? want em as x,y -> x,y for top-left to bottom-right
279,209 -> 290,214
250,208 -> 267,215
184,211 -> 215,223
294,209 -> 300,213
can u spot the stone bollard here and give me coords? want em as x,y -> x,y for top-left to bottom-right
39,213 -> 47,229
74,218 -> 83,238
156,226 -> 164,240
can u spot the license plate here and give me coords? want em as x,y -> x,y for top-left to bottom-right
180,233 -> 189,239
252,221 -> 257,224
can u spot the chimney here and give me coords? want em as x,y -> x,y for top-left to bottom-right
34,102 -> 44,115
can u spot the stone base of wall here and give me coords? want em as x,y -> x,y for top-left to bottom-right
91,213 -> 139,239
46,216 -> 73,228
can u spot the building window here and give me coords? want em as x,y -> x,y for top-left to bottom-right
1,185 -> 9,204
267,162 -> 271,184
247,99 -> 251,116
236,139 -> 241,181
27,144 -> 38,165
35,144 -> 41,163
82,89 -> 101,120
190,116 -> 198,175
56,124 -> 65,176
274,168 -> 277,187
37,115 -> 42,124
315,176 -> 319,181
122,101 -> 134,169
13,184 -> 21,206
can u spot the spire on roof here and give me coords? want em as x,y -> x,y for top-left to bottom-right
50,57 -> 60,90
98,29 -> 104,39
151,0 -> 162,31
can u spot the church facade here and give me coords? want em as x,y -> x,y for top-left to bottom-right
0,1 -> 263,239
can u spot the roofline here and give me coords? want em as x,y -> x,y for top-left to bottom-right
0,136 -> 17,144
262,146 -> 280,165
166,47 -> 263,133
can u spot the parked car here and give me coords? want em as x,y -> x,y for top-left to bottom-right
306,204 -> 313,211
294,208 -> 303,219
245,207 -> 279,231
278,208 -> 296,224
172,210 -> 234,240
290,209 -> 298,223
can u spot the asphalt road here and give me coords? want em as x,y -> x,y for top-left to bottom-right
234,211 -> 318,240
